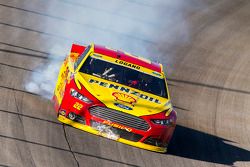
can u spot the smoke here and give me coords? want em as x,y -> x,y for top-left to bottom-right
25,45 -> 67,99
24,0 -> 205,99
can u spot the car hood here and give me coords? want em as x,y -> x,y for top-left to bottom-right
76,73 -> 170,117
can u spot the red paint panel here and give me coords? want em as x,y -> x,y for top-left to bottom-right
71,44 -> 86,55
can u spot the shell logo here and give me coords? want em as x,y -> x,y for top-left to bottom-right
112,92 -> 136,104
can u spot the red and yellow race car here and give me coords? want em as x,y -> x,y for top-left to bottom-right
52,43 -> 177,153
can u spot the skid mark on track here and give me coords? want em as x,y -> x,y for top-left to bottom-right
62,125 -> 80,167
13,92 -> 37,166
59,0 -> 157,26
13,92 -> 24,124
0,62 -> 34,72
173,105 -> 189,111
0,164 -> 12,167
0,42 -> 49,55
0,48 -> 47,59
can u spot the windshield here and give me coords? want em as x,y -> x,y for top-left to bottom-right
79,55 -> 168,98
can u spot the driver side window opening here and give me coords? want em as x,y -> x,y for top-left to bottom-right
74,45 -> 91,70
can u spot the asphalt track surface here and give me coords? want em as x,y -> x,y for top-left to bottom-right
1,0 -> 250,167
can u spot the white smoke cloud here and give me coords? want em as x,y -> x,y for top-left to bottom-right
24,0 -> 204,99
25,45 -> 68,99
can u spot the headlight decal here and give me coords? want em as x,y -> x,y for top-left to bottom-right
151,118 -> 174,126
70,89 -> 92,103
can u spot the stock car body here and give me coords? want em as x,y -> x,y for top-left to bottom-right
52,43 -> 177,153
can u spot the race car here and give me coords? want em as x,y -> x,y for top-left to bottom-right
52,43 -> 177,153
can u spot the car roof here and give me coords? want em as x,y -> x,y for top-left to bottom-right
93,44 -> 162,73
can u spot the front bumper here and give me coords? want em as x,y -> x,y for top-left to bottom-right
58,115 -> 167,153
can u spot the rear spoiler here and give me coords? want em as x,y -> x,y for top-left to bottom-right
70,44 -> 86,55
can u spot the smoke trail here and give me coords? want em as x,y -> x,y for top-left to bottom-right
24,0 -> 205,98
25,45 -> 68,99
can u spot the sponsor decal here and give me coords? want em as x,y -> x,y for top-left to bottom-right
115,60 -> 140,70
103,120 -> 133,132
112,92 -> 136,104
89,79 -> 161,104
114,102 -> 133,110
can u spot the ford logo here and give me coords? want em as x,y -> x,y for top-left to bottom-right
114,103 -> 132,110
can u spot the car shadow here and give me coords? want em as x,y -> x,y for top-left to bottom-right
168,125 -> 250,166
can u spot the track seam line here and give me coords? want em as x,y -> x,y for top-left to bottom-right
0,22 -> 73,41
168,78 -> 250,95
0,133 -> 139,166
62,125 -> 80,167
0,109 -> 60,125
0,85 -> 40,96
